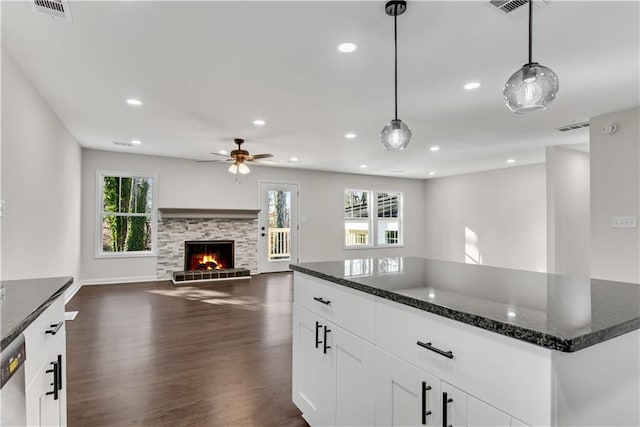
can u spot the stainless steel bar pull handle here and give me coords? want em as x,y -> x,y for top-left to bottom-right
421,381 -> 432,425
417,341 -> 454,359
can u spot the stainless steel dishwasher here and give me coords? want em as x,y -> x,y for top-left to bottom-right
1,334 -> 27,426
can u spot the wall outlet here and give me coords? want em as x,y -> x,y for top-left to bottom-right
611,215 -> 637,228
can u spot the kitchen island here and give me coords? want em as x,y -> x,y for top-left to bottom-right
1,276 -> 73,426
290,257 -> 640,427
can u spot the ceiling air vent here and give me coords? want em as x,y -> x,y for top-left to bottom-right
556,121 -> 590,132
487,0 -> 549,19
113,141 -> 134,147
31,0 -> 73,22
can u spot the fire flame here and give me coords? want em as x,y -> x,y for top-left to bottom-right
194,254 -> 224,270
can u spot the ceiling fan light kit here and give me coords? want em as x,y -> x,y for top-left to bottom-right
503,0 -> 559,114
380,0 -> 412,152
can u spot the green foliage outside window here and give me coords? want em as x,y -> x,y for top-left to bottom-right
102,175 -> 153,253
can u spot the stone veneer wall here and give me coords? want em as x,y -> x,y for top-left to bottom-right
156,218 -> 259,280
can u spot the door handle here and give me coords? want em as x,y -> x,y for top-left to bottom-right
323,326 -> 331,354
313,297 -> 331,306
315,321 -> 322,348
442,392 -> 453,427
45,321 -> 63,335
57,354 -> 63,390
417,341 -> 454,359
421,381 -> 432,425
46,361 -> 59,400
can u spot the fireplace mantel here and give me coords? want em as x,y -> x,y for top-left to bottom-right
158,208 -> 261,220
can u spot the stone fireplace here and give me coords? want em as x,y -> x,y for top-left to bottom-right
156,208 -> 259,281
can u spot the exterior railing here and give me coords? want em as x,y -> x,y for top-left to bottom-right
268,228 -> 290,259
345,231 -> 369,246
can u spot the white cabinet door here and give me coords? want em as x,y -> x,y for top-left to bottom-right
375,350 -> 441,427
292,305 -> 335,426
441,382 -> 467,427
333,325 -> 375,426
467,396 -> 510,427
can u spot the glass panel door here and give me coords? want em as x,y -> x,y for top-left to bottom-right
260,183 -> 299,273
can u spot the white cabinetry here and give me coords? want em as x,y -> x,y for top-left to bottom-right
293,270 -> 640,427
292,273 -> 376,427
24,297 -> 67,427
376,350 -> 512,427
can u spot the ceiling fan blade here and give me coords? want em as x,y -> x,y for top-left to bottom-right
254,159 -> 278,165
196,160 -> 225,163
247,153 -> 274,160
210,152 -> 232,158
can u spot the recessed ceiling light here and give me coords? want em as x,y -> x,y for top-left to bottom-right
253,119 -> 266,126
430,146 -> 440,152
338,42 -> 357,53
464,82 -> 481,90
345,132 -> 357,139
428,171 -> 436,176
131,139 -> 141,145
126,98 -> 142,106
290,157 -> 299,162
507,158 -> 516,164
507,310 -> 517,318
360,164 -> 367,169
219,150 -> 228,155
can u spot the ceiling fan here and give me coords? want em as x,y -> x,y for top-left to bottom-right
198,138 -> 274,175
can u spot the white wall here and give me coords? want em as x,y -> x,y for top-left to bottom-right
81,149 -> 426,282
546,146 -> 590,277
424,164 -> 547,272
1,51 -> 82,283
590,106 -> 640,283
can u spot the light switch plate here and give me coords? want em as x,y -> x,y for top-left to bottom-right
611,216 -> 637,228
0,200 -> 4,218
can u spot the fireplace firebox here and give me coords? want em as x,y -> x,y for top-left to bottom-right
184,240 -> 234,271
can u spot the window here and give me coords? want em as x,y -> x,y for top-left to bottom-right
344,189 -> 402,247
98,172 -> 155,256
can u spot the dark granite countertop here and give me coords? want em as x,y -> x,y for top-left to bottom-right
290,257 -> 640,352
1,276 -> 73,350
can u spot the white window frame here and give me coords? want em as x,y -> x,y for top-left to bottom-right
96,170 -> 158,258
344,188 -> 403,249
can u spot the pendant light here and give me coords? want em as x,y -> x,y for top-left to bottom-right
503,0 -> 559,114
380,0 -> 412,151
228,162 -> 250,175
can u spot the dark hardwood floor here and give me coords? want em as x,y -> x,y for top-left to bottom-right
65,273 -> 307,427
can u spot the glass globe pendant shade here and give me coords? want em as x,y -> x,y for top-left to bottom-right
503,62 -> 559,114
238,162 -> 250,175
228,161 -> 250,175
380,119 -> 412,151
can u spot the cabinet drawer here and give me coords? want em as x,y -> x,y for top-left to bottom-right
24,297 -> 65,387
376,298 -> 551,426
294,272 -> 375,342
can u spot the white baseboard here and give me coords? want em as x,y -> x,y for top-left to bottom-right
81,275 -> 158,286
64,281 -> 82,304
64,275 -> 159,304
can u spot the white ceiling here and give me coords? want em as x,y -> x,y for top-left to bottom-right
2,1 -> 639,178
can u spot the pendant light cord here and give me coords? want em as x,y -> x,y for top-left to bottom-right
528,0 -> 533,65
394,13 -> 398,120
